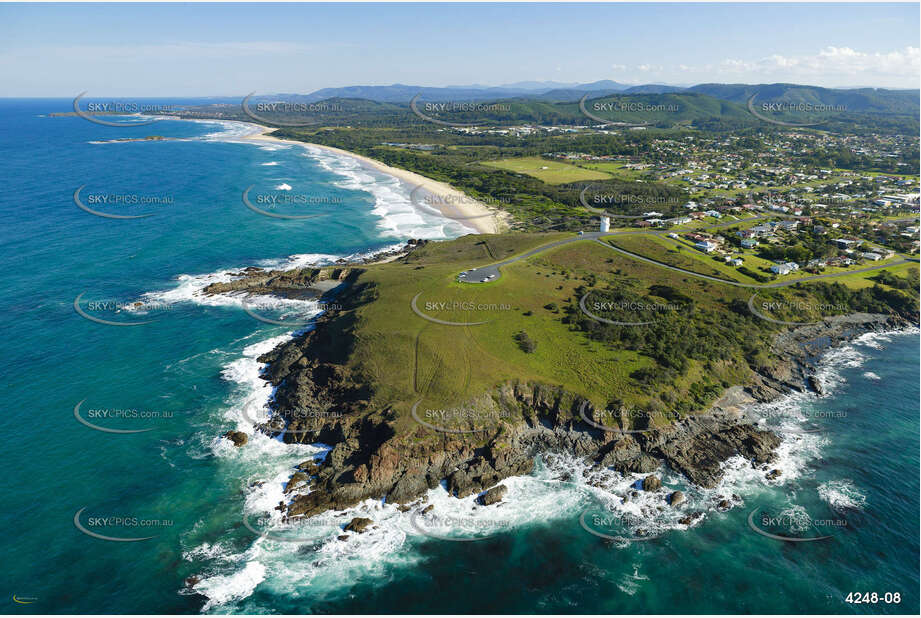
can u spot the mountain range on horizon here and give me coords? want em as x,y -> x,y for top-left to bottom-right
280,80 -> 919,105
263,81 -> 919,120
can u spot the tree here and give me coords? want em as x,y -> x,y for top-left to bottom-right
514,331 -> 537,353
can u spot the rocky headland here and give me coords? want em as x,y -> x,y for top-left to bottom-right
200,240 -> 425,299
240,288 -> 906,519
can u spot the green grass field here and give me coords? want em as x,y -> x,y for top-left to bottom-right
482,156 -> 612,184
576,161 -> 651,181
304,231 -> 917,439
607,234 -> 756,283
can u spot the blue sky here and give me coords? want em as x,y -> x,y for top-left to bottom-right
0,2 -> 918,96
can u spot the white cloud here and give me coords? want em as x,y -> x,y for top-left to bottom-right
715,46 -> 920,85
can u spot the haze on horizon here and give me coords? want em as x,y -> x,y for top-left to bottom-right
0,2 -> 918,97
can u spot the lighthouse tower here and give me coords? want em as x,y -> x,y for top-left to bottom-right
600,216 -> 610,233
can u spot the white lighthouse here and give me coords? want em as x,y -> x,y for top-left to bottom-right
600,216 -> 610,233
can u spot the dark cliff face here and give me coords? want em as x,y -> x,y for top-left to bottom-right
202,266 -> 355,297
274,381 -> 782,520
250,311 -> 906,521
746,312 -> 907,401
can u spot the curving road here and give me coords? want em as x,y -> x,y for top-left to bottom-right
458,224 -> 915,289
458,232 -> 607,283
597,238 -> 913,289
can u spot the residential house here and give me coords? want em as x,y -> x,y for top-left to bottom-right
834,238 -> 860,250
770,262 -> 800,275
695,240 -> 718,253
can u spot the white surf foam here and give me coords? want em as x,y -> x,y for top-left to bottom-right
175,116 -> 481,241
192,327 -> 899,610
809,327 -> 917,394
186,118 -> 266,141
192,460 -> 595,612
196,560 -> 266,612
192,323 -> 915,611
212,334 -> 329,468
300,144 -> 477,239
616,566 -> 649,596
818,479 -> 867,512
853,330 -> 893,350
778,504 -> 813,533
141,250 -> 355,310
812,343 -> 867,394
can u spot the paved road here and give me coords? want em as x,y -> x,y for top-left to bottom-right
458,226 -> 915,289
458,212 -> 772,284
598,239 -> 913,289
458,232 -> 606,283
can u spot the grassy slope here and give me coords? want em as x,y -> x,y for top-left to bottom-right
482,156 -> 612,184
327,232 -> 917,436
608,234 -> 756,283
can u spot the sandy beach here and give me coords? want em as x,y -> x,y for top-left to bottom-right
241,125 -> 508,235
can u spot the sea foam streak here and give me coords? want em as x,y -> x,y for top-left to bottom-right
195,463 -> 591,613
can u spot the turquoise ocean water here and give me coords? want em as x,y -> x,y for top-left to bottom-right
0,100 -> 917,614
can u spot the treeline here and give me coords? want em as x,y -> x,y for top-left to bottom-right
756,238 -> 837,264
802,280 -> 919,320
565,283 -> 762,386
563,276 -> 917,415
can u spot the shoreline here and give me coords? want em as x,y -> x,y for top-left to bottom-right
240,124 -> 508,235
195,120 -> 914,552
248,281 -> 909,519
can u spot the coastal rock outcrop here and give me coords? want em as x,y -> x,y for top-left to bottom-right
284,472 -> 309,493
479,484 -> 508,506
276,377 -> 789,519
344,517 -> 373,533
223,430 -> 248,447
245,304 -> 908,524
297,460 -> 322,476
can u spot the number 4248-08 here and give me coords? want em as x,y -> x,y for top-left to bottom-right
845,592 -> 900,604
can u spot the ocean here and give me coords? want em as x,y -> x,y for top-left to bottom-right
0,99 -> 917,614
